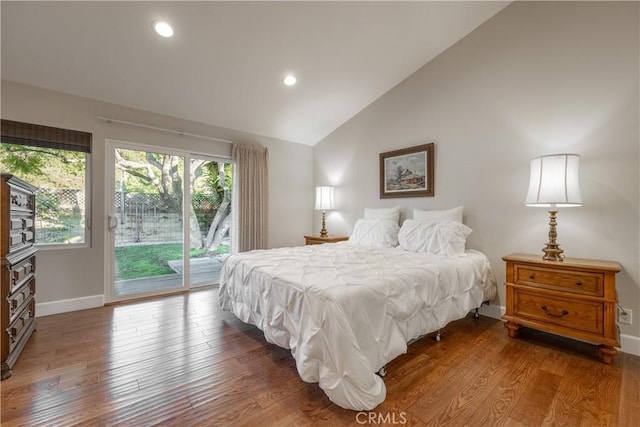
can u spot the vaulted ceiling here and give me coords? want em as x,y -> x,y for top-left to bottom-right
1,1 -> 509,145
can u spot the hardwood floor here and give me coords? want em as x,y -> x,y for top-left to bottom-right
1,288 -> 639,426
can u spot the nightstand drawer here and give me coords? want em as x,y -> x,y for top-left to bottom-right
304,235 -> 348,245
513,289 -> 604,335
515,265 -> 603,296
305,237 -> 327,245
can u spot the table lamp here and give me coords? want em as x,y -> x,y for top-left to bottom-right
525,154 -> 583,261
315,186 -> 334,237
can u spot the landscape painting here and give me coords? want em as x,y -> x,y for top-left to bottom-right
380,143 -> 434,198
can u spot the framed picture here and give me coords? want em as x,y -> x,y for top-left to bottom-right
379,143 -> 434,198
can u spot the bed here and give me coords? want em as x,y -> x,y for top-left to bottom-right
219,213 -> 497,411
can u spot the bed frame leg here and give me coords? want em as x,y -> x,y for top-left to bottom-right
435,330 -> 441,342
377,365 -> 387,377
473,301 -> 489,319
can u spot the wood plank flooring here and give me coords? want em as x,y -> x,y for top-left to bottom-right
1,288 -> 639,426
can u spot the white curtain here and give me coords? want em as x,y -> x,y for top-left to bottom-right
232,143 -> 268,252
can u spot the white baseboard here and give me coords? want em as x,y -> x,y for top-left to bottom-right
620,333 -> 640,357
477,302 -> 505,320
36,294 -> 104,317
476,303 -> 640,357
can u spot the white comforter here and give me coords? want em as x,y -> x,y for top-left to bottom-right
219,242 -> 496,411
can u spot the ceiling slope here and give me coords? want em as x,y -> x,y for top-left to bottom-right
1,1 -> 509,145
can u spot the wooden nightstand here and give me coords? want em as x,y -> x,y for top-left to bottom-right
304,235 -> 348,245
502,253 -> 622,364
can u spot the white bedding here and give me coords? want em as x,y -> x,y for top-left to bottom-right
219,242 -> 496,410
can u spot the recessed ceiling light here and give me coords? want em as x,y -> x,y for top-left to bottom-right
153,20 -> 174,38
283,74 -> 297,86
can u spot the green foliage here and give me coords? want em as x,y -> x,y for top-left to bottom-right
192,191 -> 218,233
1,143 -> 87,244
1,143 -> 46,175
0,143 -> 85,188
117,170 -> 156,193
192,160 -> 233,236
38,213 -> 84,244
37,191 -> 63,220
201,161 -> 233,195
215,244 -> 230,254
115,243 -> 207,280
115,149 -> 184,214
116,149 -> 161,193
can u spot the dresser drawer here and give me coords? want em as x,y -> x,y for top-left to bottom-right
10,187 -> 35,213
7,300 -> 35,354
10,217 -> 33,229
9,255 -> 36,294
8,278 -> 35,323
9,230 -> 24,248
8,218 -> 36,254
513,289 -> 604,335
514,264 -> 603,296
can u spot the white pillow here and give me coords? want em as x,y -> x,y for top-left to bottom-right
348,218 -> 400,248
364,206 -> 401,223
398,219 -> 472,256
413,205 -> 463,223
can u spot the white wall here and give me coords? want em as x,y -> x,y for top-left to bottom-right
314,2 -> 640,347
1,80 -> 313,306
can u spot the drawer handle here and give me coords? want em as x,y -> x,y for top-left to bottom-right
529,274 -> 536,279
576,280 -> 583,286
541,305 -> 569,318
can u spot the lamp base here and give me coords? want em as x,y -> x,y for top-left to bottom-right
319,210 -> 328,237
542,245 -> 564,262
542,210 -> 564,262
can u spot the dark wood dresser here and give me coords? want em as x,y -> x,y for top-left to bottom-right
1,173 -> 38,380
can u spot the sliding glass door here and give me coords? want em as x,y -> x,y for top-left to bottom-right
188,156 -> 233,288
105,140 -> 232,302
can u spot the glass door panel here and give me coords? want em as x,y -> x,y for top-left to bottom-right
188,158 -> 233,287
111,147 -> 185,297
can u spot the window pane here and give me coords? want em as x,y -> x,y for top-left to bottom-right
113,148 -> 184,296
189,158 -> 233,287
0,143 -> 88,245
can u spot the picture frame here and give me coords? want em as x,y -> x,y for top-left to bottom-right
379,143 -> 434,198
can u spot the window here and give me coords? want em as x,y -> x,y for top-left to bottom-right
1,119 -> 92,247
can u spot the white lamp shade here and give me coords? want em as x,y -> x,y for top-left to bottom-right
315,186 -> 334,210
525,154 -> 583,207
